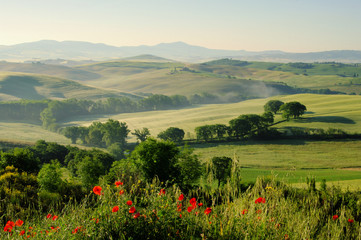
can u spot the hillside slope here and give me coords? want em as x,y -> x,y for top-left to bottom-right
0,72 -> 138,101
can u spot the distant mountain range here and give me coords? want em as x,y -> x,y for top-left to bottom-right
1,40 -> 361,63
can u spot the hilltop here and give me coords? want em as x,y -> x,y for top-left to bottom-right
2,40 -> 361,63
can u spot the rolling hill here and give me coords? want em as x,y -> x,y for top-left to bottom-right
0,72 -> 139,101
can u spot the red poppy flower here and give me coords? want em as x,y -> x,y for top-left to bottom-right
129,206 -> 136,214
4,224 -> 12,232
112,206 -> 119,213
52,215 -> 58,221
348,219 -> 354,223
126,200 -> 133,206
187,206 -> 193,213
20,230 -> 25,236
115,181 -> 123,187
198,203 -> 203,207
178,194 -> 184,201
133,212 -> 140,219
241,209 -> 248,215
15,219 -> 24,226
179,214 -> 182,218
159,188 -> 166,195
255,197 -> 266,204
93,186 -> 102,195
332,215 -> 339,220
190,198 -> 197,206
46,214 -> 52,219
119,190 -> 125,195
204,207 -> 212,215
6,221 -> 15,228
72,227 -> 80,234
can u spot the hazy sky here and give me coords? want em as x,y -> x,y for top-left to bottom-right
1,0 -> 361,52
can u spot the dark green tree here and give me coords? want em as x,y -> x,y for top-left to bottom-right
129,138 -> 180,183
195,125 -> 213,141
132,128 -> 151,142
0,148 -> 40,173
62,126 -> 79,144
158,127 -> 185,142
280,101 -> 307,120
212,156 -> 233,187
264,100 -> 284,114
228,118 -> 252,139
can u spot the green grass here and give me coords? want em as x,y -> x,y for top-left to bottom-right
0,72 -> 138,101
0,122 -> 71,144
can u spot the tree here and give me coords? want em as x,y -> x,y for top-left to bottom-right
130,138 -> 180,183
62,126 -> 79,144
211,156 -> 232,187
228,118 -> 252,139
129,138 -> 202,187
132,128 -> 151,142
0,148 -> 40,173
157,127 -> 185,142
37,161 -> 64,193
195,125 -> 213,141
280,101 -> 307,120
264,100 -> 284,114
77,156 -> 105,188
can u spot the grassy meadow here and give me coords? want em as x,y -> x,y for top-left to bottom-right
1,93 -> 361,187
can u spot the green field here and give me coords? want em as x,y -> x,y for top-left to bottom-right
1,93 -> 361,187
0,72 -> 138,101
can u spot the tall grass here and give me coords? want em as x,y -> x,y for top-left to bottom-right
2,171 -> 361,239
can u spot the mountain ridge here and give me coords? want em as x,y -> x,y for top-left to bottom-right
1,40 -> 361,63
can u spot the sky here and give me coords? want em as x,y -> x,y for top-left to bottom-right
1,0 -> 361,52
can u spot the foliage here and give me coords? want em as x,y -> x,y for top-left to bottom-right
157,127 -> 185,142
37,161 -> 64,193
264,100 -> 284,114
280,101 -> 307,119
129,138 -> 202,187
132,127 -> 151,142
0,148 -> 40,173
211,156 -> 233,187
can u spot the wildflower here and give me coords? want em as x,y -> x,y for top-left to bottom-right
15,219 -> 24,226
241,209 -> 248,215
93,186 -> 102,195
112,206 -> 119,213
4,224 -> 12,232
190,198 -> 197,206
115,181 -> 123,187
187,206 -> 193,213
198,203 -> 203,207
159,188 -> 166,195
119,190 -> 125,195
332,215 -> 339,220
256,209 -> 262,214
255,197 -> 266,204
265,186 -> 273,190
129,206 -> 136,214
20,230 -> 25,236
348,219 -> 354,223
204,207 -> 212,215
179,214 -> 182,218
177,203 -> 182,212
72,227 -> 80,234
133,213 -> 140,219
178,194 -> 184,201
46,214 -> 52,219
52,215 -> 58,221
91,218 -> 99,223
126,200 -> 133,206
